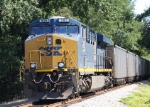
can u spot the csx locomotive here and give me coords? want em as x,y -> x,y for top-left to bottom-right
23,16 -> 150,100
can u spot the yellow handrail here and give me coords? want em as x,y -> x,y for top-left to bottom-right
26,50 -> 42,68
66,50 -> 77,67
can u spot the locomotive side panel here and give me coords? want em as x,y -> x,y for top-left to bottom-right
96,49 -> 106,69
78,26 -> 98,75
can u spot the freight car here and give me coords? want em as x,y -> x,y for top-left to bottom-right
106,45 -> 150,85
23,16 -> 150,100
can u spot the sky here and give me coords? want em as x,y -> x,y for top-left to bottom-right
134,0 -> 150,14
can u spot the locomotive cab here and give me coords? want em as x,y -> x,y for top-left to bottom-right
25,16 -> 79,70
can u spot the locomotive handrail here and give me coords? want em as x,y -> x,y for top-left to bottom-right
95,55 -> 113,72
105,57 -> 113,69
33,73 -> 47,83
37,39 -> 45,41
26,50 -> 42,68
66,50 -> 77,68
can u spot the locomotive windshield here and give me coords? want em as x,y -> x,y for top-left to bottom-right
55,25 -> 79,34
30,26 -> 52,35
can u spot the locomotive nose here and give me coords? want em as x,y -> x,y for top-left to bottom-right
25,33 -> 77,72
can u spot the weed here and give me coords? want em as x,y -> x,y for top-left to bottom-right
120,84 -> 150,107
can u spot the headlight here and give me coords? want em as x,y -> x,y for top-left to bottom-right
30,63 -> 36,69
47,36 -> 52,45
58,62 -> 65,68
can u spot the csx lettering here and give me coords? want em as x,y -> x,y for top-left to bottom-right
39,46 -> 62,56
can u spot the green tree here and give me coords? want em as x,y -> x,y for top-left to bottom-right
135,5 -> 150,58
84,0 -> 142,54
0,0 -> 42,102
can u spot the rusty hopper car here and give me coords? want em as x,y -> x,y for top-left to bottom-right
23,16 -> 150,100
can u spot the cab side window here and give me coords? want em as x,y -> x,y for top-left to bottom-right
87,30 -> 90,40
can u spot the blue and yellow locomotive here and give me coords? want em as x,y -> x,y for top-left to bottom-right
23,16 -> 114,100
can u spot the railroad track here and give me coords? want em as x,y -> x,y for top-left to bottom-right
15,83 -> 134,107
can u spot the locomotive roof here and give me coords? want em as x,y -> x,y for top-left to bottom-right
29,16 -> 81,27
97,33 -> 111,44
29,16 -> 111,45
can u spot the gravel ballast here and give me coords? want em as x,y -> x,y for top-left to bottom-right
68,83 -> 141,107
1,81 -> 149,107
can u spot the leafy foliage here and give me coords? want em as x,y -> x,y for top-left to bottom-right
138,20 -> 150,49
0,0 -> 41,102
136,7 -> 150,21
84,0 -> 142,53
135,6 -> 150,59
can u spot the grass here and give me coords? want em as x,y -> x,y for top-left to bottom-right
120,84 -> 150,107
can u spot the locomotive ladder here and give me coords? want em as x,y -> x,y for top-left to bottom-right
27,50 -> 42,68
96,54 -> 113,72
